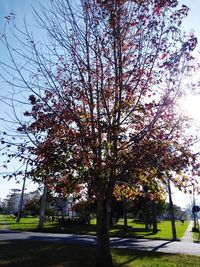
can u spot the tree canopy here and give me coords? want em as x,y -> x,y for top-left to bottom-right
0,1 -> 199,266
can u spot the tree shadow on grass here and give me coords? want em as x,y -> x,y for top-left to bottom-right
0,221 -> 97,235
0,240 -> 199,267
41,223 -> 97,235
112,248 -> 173,267
110,225 -> 154,238
0,240 -> 175,267
0,240 -> 96,267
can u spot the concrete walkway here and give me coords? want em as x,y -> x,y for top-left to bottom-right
0,229 -> 200,257
180,220 -> 193,242
0,216 -> 8,230
0,217 -> 199,256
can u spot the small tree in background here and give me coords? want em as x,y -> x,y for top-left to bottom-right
24,197 -> 40,216
73,200 -> 93,224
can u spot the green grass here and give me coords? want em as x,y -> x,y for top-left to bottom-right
193,232 -> 199,242
0,214 -> 10,230
190,223 -> 200,242
1,215 -> 189,240
0,216 -> 4,229
193,228 -> 200,242
1,215 -> 39,231
109,220 -> 189,240
0,240 -> 199,267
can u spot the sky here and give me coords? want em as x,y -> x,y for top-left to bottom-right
0,0 -> 200,208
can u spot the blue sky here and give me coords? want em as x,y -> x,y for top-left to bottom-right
181,0 -> 200,36
0,0 -> 199,207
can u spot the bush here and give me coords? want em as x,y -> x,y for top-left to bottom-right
59,217 -> 89,225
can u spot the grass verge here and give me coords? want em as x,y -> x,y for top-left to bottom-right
109,220 -> 189,240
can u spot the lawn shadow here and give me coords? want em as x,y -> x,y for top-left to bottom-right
0,240 -> 96,267
0,239 -> 179,267
113,248 -> 174,267
110,224 -> 155,239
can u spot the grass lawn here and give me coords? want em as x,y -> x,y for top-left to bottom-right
0,240 -> 199,267
0,215 -> 189,240
0,216 -> 4,229
109,219 -> 189,240
193,230 -> 200,243
0,215 -> 39,231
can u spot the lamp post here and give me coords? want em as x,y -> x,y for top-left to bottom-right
192,183 -> 199,231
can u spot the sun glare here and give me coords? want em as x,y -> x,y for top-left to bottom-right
179,95 -> 200,123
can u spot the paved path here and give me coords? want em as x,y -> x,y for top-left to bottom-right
0,218 -> 8,230
180,220 -> 193,242
0,229 -> 200,256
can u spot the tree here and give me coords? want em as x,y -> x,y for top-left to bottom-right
165,202 -> 188,220
0,1 -> 198,266
24,197 -> 40,216
73,200 -> 93,224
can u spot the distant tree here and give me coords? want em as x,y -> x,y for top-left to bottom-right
165,203 -> 187,220
72,200 -> 93,224
110,197 -> 124,226
131,196 -> 167,228
25,197 -> 40,216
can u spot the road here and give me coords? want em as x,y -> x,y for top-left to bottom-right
0,229 -> 200,256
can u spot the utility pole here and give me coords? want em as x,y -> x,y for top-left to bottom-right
192,183 -> 197,230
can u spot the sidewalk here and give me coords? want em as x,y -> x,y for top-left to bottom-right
180,220 -> 193,242
0,229 -> 200,256
0,215 -> 8,231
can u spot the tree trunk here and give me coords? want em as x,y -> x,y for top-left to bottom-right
123,198 -> 128,231
38,183 -> 48,229
96,199 -> 113,267
16,175 -> 26,223
168,180 -> 177,240
16,161 -> 28,223
152,200 -> 158,233
143,210 -> 149,230
192,184 -> 198,230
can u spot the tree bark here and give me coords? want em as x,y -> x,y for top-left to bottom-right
16,175 -> 26,223
151,200 -> 158,233
16,161 -> 28,223
168,180 -> 177,240
38,183 -> 48,229
96,199 -> 113,267
143,210 -> 149,230
123,198 -> 128,231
